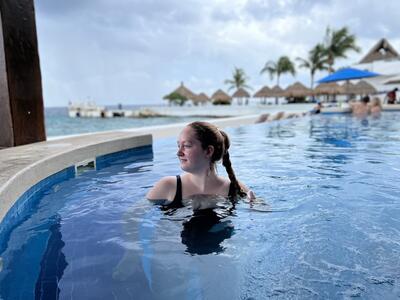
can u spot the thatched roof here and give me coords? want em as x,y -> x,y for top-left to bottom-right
314,82 -> 343,95
232,87 -> 250,98
384,75 -> 400,85
194,92 -> 210,104
359,38 -> 400,64
253,86 -> 271,98
270,85 -> 284,97
340,82 -> 357,94
164,82 -> 197,100
284,82 -> 313,97
353,80 -> 377,95
211,89 -> 231,102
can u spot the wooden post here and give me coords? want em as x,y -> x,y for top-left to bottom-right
0,0 -> 46,147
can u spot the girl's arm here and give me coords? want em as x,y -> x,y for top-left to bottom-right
146,176 -> 176,202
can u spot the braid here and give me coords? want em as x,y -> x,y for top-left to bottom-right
220,132 -> 246,198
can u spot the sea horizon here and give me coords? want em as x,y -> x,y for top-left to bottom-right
44,105 -> 209,138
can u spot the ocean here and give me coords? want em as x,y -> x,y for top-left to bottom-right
45,103 -> 315,138
45,106 -> 206,138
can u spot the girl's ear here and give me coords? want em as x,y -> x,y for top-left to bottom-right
206,145 -> 214,158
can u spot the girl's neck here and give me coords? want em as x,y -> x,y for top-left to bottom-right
186,168 -> 219,191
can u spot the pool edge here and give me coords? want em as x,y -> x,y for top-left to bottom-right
0,133 -> 152,223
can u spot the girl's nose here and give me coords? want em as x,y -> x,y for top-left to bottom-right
177,147 -> 183,157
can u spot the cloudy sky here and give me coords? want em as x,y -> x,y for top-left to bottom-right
34,0 -> 400,107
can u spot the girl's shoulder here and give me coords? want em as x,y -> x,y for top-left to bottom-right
217,176 -> 231,188
146,176 -> 178,201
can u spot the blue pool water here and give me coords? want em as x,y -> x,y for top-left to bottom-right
1,113 -> 400,299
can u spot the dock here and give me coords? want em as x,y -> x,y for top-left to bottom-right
68,103 -> 163,118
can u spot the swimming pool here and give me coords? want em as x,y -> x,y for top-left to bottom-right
0,113 -> 399,299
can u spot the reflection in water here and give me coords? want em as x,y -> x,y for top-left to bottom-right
361,118 -> 369,126
0,214 -> 68,300
35,217 -> 68,299
309,117 -> 356,147
307,116 -> 356,171
181,208 -> 234,255
163,195 -> 236,255
266,123 -> 296,139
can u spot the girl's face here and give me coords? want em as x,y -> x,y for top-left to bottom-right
177,126 -> 211,173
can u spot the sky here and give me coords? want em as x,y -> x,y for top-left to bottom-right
34,0 -> 400,107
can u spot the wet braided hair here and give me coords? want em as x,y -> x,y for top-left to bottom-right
188,121 -> 246,199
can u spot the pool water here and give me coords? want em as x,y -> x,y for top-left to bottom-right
1,113 -> 400,299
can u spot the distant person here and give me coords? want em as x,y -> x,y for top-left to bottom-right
310,102 -> 322,114
351,96 -> 370,118
369,97 -> 382,117
386,88 -> 398,104
146,121 -> 255,206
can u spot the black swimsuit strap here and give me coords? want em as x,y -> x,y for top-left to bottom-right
175,175 -> 182,202
166,175 -> 183,208
168,176 -> 236,208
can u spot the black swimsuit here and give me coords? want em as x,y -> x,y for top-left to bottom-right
166,175 -> 235,208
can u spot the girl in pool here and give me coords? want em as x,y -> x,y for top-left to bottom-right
147,121 -> 255,206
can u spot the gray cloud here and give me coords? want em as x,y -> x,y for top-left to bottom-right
244,0 -> 330,20
33,0 -> 400,106
36,0 -> 204,27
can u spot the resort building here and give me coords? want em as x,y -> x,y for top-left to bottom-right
353,38 -> 400,94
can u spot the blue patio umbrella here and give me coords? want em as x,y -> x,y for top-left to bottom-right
317,67 -> 380,83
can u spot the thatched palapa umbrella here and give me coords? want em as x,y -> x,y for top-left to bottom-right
211,89 -> 232,105
340,82 -> 357,95
194,92 -> 210,105
253,86 -> 271,104
253,86 -> 271,97
232,88 -> 250,105
232,87 -> 250,98
284,82 -> 313,98
268,85 -> 285,105
353,80 -> 377,95
314,82 -> 343,95
269,85 -> 284,97
163,82 -> 197,103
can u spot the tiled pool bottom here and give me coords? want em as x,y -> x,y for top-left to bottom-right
1,113 -> 400,299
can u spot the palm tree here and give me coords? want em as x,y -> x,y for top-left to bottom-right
260,56 -> 296,86
324,26 -> 360,73
224,67 -> 251,91
296,43 -> 328,89
261,56 -> 296,104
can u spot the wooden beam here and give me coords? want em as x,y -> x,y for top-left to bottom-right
0,13 -> 13,147
0,0 -> 46,147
